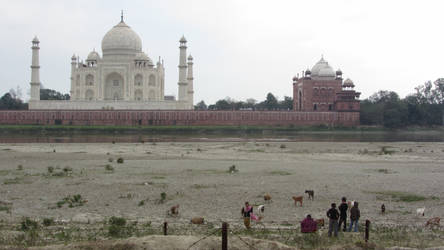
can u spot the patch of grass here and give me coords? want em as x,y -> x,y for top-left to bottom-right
370,191 -> 427,202
108,158 -> 114,162
0,205 -> 11,213
160,192 -> 167,203
117,157 -> 124,164
56,194 -> 87,208
138,200 -> 145,206
280,144 -> 287,149
379,146 -> 396,155
3,177 -> 23,185
269,170 -> 292,176
151,176 -> 165,179
191,184 -> 215,189
20,217 -> 39,231
47,166 -> 54,173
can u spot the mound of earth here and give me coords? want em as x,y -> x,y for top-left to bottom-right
26,235 -> 297,250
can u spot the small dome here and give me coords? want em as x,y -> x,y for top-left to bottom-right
71,54 -> 77,60
102,21 -> 142,56
32,36 -> 39,43
336,69 -> 342,75
311,56 -> 335,78
180,35 -> 187,43
87,50 -> 100,61
305,68 -> 311,76
188,55 -> 193,60
292,75 -> 298,81
343,78 -> 355,88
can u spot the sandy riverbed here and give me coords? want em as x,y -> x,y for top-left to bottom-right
0,141 -> 443,229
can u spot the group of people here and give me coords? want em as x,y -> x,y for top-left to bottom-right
326,197 -> 360,237
241,197 -> 361,236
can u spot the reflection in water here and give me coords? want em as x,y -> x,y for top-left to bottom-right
0,131 -> 443,143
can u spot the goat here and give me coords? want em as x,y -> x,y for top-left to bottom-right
347,200 -> 355,211
168,204 -> 179,216
191,217 -> 205,224
305,190 -> 314,200
292,196 -> 303,207
425,217 -> 440,227
381,204 -> 385,214
257,205 -> 265,214
416,207 -> 425,216
316,218 -> 325,227
264,194 -> 272,203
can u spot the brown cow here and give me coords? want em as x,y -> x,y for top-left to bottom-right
170,204 -> 179,216
264,194 -> 272,203
292,196 -> 303,207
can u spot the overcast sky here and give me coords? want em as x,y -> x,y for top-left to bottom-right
1,0 -> 443,104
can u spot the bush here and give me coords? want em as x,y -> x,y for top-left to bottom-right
63,166 -> 73,173
117,157 -> 124,164
228,165 -> 238,173
160,192 -> 167,203
20,217 -> 39,231
42,218 -> 54,227
108,216 -> 127,237
17,165 -> 23,171
47,166 -> 54,173
105,164 -> 114,171
108,158 -> 114,163
57,194 -> 87,208
280,144 -> 286,149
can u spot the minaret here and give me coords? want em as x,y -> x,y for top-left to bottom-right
187,55 -> 194,109
30,36 -> 41,101
178,36 -> 188,102
70,54 -> 77,99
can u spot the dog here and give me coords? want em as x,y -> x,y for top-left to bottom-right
191,217 -> 204,224
264,194 -> 272,203
315,218 -> 324,228
292,196 -> 303,207
305,190 -> 314,200
425,217 -> 440,227
168,204 -> 179,216
416,207 -> 425,216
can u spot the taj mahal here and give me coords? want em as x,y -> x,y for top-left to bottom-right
28,14 -> 194,110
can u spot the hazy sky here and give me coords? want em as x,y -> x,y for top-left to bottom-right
1,0 -> 443,104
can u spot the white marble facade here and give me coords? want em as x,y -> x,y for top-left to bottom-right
29,15 -> 194,110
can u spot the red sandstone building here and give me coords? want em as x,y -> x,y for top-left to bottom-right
293,56 -> 360,113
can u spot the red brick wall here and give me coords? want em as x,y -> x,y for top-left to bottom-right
0,110 -> 359,127
293,78 -> 342,111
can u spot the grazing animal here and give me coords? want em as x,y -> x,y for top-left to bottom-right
305,190 -> 314,200
169,204 -> 179,216
425,217 -> 440,227
315,218 -> 325,227
257,205 -> 265,214
292,196 -> 303,207
191,217 -> 205,224
347,201 -> 355,211
416,207 -> 425,216
381,204 -> 386,214
264,194 -> 272,203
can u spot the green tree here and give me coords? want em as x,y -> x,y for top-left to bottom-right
194,100 -> 207,110
264,93 -> 278,110
0,93 -> 27,110
40,88 -> 70,100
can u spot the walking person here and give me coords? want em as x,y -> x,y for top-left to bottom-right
348,202 -> 360,232
338,197 -> 348,232
241,201 -> 253,229
327,203 -> 339,237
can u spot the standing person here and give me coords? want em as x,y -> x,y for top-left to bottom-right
327,203 -> 339,237
241,201 -> 253,229
338,197 -> 348,232
348,201 -> 360,232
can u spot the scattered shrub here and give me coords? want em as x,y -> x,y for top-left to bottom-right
17,165 -> 23,171
196,148 -> 202,152
117,157 -> 124,164
57,194 -> 87,208
108,158 -> 114,163
228,165 -> 238,173
138,200 -> 145,206
105,164 -> 114,171
280,144 -> 286,149
63,166 -> 73,173
42,218 -> 54,227
20,217 -> 39,231
108,216 -> 127,237
160,192 -> 167,203
47,166 -> 54,173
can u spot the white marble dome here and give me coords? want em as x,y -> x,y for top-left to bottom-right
87,50 -> 100,61
311,57 -> 335,77
101,21 -> 142,56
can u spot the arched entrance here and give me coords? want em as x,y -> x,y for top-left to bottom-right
105,72 -> 124,100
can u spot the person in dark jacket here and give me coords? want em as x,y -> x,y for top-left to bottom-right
348,202 -> 360,232
327,203 -> 339,237
338,197 -> 348,232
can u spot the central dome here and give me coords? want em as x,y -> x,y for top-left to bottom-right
101,21 -> 142,56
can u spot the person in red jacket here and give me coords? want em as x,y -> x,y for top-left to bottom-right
301,214 -> 317,233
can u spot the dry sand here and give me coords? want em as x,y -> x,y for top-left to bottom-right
0,141 -> 443,230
